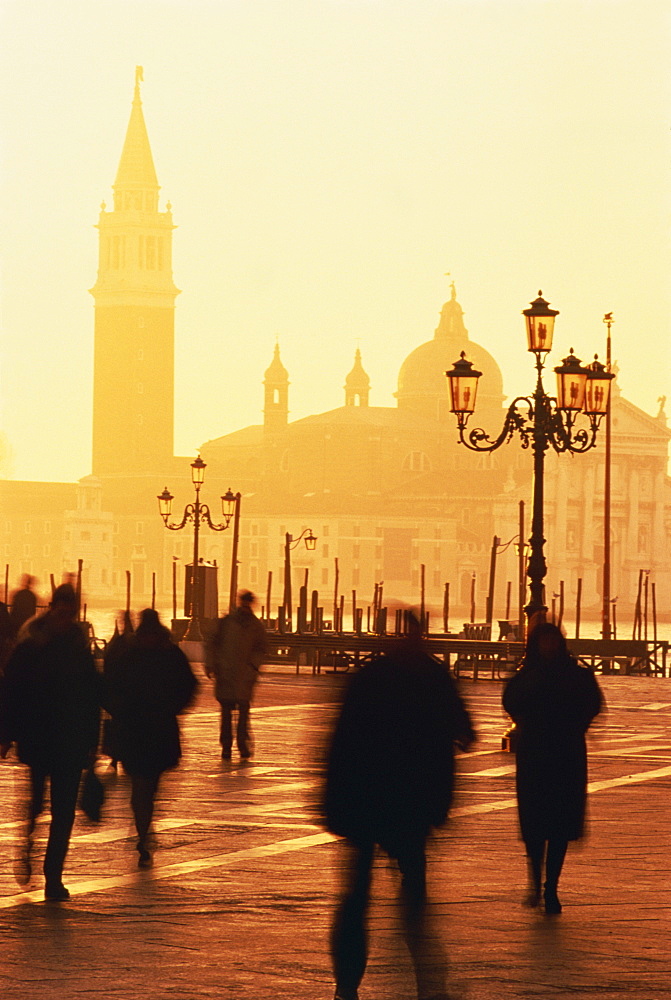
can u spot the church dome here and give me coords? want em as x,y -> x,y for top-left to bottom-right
396,285 -> 504,417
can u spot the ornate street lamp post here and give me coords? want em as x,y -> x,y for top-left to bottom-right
158,456 -> 241,641
446,293 -> 614,625
283,528 -> 317,630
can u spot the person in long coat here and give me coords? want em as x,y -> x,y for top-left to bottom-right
0,583 -> 101,901
103,609 -> 197,867
324,612 -> 475,1000
502,621 -> 603,914
205,590 -> 267,760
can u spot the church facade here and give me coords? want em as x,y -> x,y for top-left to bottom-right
2,73 -> 670,624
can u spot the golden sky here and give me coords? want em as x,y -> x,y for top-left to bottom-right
1,0 -> 669,482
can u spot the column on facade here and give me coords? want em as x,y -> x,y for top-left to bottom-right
651,470 -> 670,606
552,459 -> 569,588
624,466 -> 640,606
580,464 -> 598,602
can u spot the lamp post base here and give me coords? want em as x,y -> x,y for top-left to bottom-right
183,616 -> 203,642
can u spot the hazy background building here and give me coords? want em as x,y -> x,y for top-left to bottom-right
2,71 -> 670,625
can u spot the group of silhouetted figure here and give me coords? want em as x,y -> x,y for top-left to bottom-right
0,577 -> 603,1000
0,580 -> 266,896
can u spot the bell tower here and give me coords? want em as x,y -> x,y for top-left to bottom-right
263,343 -> 289,433
90,68 -> 179,476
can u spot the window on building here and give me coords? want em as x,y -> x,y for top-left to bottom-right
43,545 -> 50,557
434,527 -> 442,539
353,525 -> 360,537
251,542 -> 259,558
353,544 -> 360,558
402,451 -> 432,473
433,570 -> 441,588
81,531 -> 91,542
375,545 -> 382,559
136,522 -> 144,535
352,567 -> 360,586
321,568 -> 329,585
638,525 -> 649,553
146,236 -> 156,269
101,568 -> 108,584
251,523 -> 258,536
44,521 -> 51,534
375,527 -> 383,537
23,545 -> 31,557
24,522 -> 31,534
322,544 -> 329,558
250,566 -> 258,584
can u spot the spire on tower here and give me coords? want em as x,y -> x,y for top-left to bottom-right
113,68 -> 159,210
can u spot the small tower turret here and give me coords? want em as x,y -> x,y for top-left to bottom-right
344,348 -> 370,407
263,343 -> 289,432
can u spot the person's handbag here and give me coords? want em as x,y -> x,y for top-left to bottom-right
80,765 -> 105,822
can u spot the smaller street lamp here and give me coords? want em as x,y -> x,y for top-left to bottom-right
157,456 -> 241,641
283,529 -> 317,630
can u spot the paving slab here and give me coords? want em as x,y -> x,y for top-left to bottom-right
0,670 -> 669,999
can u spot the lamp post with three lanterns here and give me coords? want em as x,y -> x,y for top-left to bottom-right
446,292 -> 614,626
157,456 -> 241,641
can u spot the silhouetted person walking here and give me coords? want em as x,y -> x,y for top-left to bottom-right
9,573 -> 38,640
503,621 -> 603,915
101,611 -> 135,770
205,591 -> 267,760
103,609 -> 197,867
324,612 -> 475,1000
0,583 -> 101,900
0,601 -> 12,673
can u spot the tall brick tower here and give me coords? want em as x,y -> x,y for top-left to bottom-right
90,68 -> 179,476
